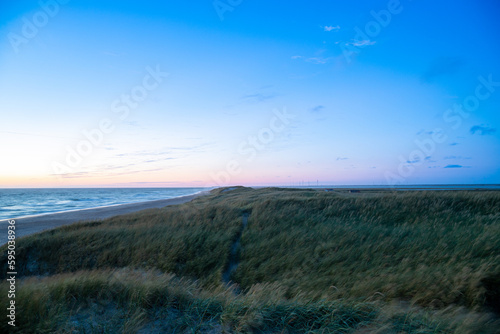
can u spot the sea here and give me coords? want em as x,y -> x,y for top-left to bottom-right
0,188 -> 208,221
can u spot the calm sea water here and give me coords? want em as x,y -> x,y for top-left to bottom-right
0,188 -> 207,221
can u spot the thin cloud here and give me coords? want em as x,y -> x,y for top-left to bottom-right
292,53 -> 341,65
470,125 -> 496,135
416,129 -> 435,135
336,157 -> 348,161
241,93 -> 278,103
310,105 -> 325,113
103,51 -> 121,57
114,145 -> 210,160
53,166 -> 167,179
421,57 -> 463,83
407,156 -> 432,164
305,57 -> 333,64
347,40 -> 376,47
444,164 -> 463,168
0,130 -> 77,140
123,121 -> 141,127
119,181 -> 182,185
324,25 -> 340,32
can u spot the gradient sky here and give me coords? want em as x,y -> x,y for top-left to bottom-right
1,0 -> 499,187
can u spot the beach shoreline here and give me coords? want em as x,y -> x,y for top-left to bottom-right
0,191 -> 209,245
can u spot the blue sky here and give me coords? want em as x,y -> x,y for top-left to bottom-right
0,0 -> 499,187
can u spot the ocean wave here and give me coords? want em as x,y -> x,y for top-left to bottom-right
3,205 -> 25,211
0,188 -> 208,220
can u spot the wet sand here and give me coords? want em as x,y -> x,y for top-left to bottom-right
1,192 -> 208,245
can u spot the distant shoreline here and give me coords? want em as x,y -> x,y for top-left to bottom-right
0,191 -> 209,245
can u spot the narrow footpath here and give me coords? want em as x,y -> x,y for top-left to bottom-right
222,212 -> 250,289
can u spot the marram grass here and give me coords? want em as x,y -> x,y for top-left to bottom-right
1,187 -> 499,333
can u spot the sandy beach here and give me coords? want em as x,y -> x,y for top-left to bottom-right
0,192 -> 207,245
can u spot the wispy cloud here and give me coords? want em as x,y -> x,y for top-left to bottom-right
305,57 -> 334,64
336,157 -> 348,161
0,130 -> 77,140
310,105 -> 325,113
421,57 -> 463,83
115,145 -> 210,159
241,93 -> 278,103
291,55 -> 336,65
444,164 -> 463,168
324,25 -> 340,32
55,166 -> 167,179
470,125 -> 496,135
116,181 -> 182,186
123,121 -> 141,127
102,51 -> 121,57
54,144 -> 213,179
347,40 -> 376,47
406,156 -> 433,164
416,129 -> 436,135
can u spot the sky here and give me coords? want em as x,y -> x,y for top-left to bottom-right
0,0 -> 499,188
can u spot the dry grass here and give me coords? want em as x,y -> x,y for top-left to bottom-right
1,187 -> 499,333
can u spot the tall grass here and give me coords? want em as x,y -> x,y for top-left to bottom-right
236,190 -> 500,311
1,187 -> 499,332
4,202 -> 242,286
0,268 -> 476,333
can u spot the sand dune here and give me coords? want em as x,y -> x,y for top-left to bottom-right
0,192 -> 208,245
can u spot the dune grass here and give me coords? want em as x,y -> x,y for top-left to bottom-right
236,189 -> 500,309
1,187 -> 499,333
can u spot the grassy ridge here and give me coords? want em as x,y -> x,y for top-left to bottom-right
236,190 -> 500,310
6,202 -> 242,285
1,187 -> 499,332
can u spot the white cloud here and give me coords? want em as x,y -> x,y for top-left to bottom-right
349,40 -> 376,47
305,57 -> 331,64
324,25 -> 340,32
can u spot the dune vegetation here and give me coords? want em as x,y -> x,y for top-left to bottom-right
1,187 -> 499,333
